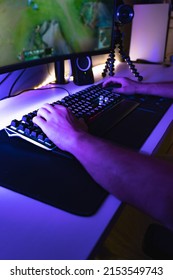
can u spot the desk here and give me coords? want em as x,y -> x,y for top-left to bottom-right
0,63 -> 173,259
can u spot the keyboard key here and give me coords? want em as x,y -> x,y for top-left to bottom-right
10,119 -> 19,128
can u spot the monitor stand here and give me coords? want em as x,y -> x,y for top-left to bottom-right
54,60 -> 67,84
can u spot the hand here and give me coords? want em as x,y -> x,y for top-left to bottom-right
32,103 -> 88,151
102,77 -> 141,95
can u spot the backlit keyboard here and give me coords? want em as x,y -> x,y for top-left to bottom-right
5,83 -> 138,152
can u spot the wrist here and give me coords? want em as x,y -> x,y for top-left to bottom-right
67,129 -> 89,155
135,82 -> 149,95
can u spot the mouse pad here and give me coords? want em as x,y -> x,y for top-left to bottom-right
0,130 -> 108,216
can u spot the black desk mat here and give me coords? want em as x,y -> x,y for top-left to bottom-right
0,130 -> 108,216
1,96 -> 170,217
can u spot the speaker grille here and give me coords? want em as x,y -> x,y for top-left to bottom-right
76,56 -> 91,71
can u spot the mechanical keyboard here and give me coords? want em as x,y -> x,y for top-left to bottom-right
5,83 -> 139,154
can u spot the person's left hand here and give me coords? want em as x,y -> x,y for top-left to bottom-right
33,103 -> 88,151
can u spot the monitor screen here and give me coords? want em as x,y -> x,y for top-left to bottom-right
0,0 -> 115,74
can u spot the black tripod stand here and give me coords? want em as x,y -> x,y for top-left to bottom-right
102,24 -> 143,81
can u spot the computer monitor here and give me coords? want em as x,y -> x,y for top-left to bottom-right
0,0 -> 115,82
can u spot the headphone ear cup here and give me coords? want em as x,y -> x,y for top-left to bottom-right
71,56 -> 94,85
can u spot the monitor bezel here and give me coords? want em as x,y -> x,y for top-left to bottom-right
0,48 -> 112,74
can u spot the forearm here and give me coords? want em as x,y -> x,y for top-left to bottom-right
69,132 -> 173,229
33,104 -> 173,229
103,77 -> 173,98
136,82 -> 173,98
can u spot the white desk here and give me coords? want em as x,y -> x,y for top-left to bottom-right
0,63 -> 173,259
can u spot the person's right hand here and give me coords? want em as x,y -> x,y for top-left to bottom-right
102,77 -> 142,95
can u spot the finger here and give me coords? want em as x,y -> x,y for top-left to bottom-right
32,115 -> 46,127
54,104 -> 67,111
41,103 -> 55,113
37,107 -> 52,120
